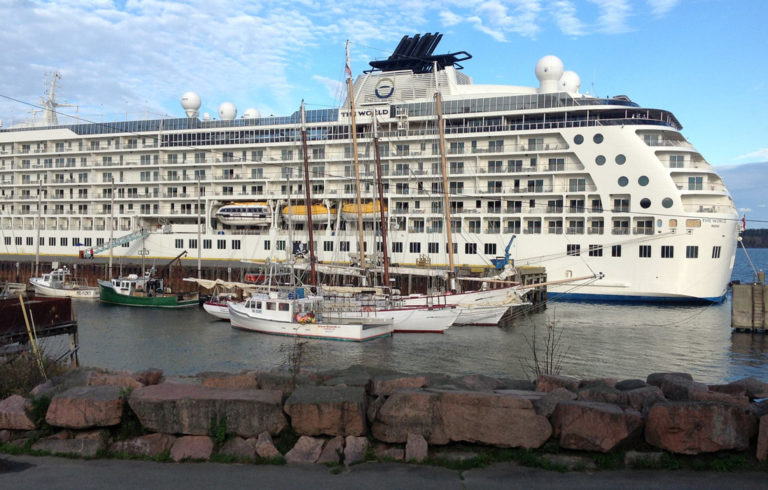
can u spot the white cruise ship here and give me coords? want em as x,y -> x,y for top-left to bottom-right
0,33 -> 738,302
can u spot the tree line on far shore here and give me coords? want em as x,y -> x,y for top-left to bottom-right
741,228 -> 768,247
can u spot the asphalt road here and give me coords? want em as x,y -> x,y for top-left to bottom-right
1,456 -> 767,489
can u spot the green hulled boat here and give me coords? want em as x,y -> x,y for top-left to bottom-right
98,271 -> 198,308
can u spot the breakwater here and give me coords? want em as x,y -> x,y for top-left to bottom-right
1,366 -> 767,466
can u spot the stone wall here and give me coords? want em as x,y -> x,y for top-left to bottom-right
1,366 -> 767,465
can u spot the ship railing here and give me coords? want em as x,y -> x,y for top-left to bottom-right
523,229 -> 542,234
566,227 -> 585,234
633,228 -> 654,235
548,227 -> 563,234
587,227 -> 604,235
611,228 -> 630,235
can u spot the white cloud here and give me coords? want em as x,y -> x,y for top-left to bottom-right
312,75 -> 345,101
439,10 -> 463,26
550,0 -> 586,36
739,208 -> 752,213
646,0 -> 679,16
736,148 -> 768,161
589,0 -> 632,34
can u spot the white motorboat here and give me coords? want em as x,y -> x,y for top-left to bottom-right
399,286 -> 524,325
30,267 -> 99,299
228,290 -> 393,342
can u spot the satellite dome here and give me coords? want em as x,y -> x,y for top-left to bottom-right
559,70 -> 581,94
202,112 -> 211,121
535,55 -> 564,93
218,102 -> 237,120
180,92 -> 201,118
242,108 -> 260,119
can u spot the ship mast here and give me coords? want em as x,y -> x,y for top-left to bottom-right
300,100 -> 317,287
346,40 -> 367,284
434,64 -> 456,291
372,115 -> 390,289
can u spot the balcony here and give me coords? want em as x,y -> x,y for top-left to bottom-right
633,228 -> 654,235
587,227 -> 604,235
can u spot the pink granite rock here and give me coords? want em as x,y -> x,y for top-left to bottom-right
87,372 -> 143,390
757,414 -> 768,462
645,401 -> 758,454
536,374 -> 579,393
219,436 -> 256,460
45,386 -> 124,429
201,372 -> 259,390
285,435 -> 324,464
109,433 -> 176,457
128,382 -> 286,437
368,375 -> 428,397
344,436 -> 369,466
533,387 -> 576,417
373,442 -> 404,461
372,389 -> 551,448
31,430 -> 106,457
0,395 -> 35,430
253,431 -> 281,459
317,435 -> 345,464
551,401 -> 643,453
284,386 -> 366,437
170,435 -> 214,461
405,433 -> 428,462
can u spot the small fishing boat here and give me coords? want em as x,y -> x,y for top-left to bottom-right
398,286 -> 524,325
228,288 -> 393,342
215,202 -> 271,226
30,266 -> 99,299
183,277 -> 254,320
98,269 -> 198,308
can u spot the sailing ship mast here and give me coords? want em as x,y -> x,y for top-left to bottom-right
434,64 -> 456,291
346,41 -> 367,284
300,100 -> 317,287
372,115 -> 390,289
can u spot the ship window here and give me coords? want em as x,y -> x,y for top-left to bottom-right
686,219 -> 701,228
189,239 -> 197,249
662,198 -> 673,208
409,242 -> 421,253
323,241 -> 333,252
266,302 -> 276,311
638,176 -> 649,186
595,155 -> 606,165
217,239 -> 226,249
588,245 -> 603,256
484,243 -> 496,255
428,242 -> 439,254
618,177 -> 629,187
615,154 -> 626,165
279,303 -> 289,312
612,245 -> 622,257
640,198 -> 651,209
566,244 -> 580,256
593,133 -> 604,144
574,134 -> 584,145
661,246 -> 674,258
392,242 -> 402,253
175,239 -> 183,248
686,246 -> 699,258
340,241 -> 350,252
712,246 -> 721,258
465,243 -> 477,254
203,239 -> 211,249
669,219 -> 677,227
639,245 -> 652,258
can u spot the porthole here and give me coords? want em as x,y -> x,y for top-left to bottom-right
615,154 -> 626,165
662,198 -> 673,208
640,198 -> 651,209
618,176 -> 628,187
574,134 -> 584,145
595,155 -> 606,165
638,176 -> 649,186
593,133 -> 604,144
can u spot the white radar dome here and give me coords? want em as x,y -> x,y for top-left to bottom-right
242,108 -> 260,119
218,102 -> 237,120
558,70 -> 581,94
203,112 -> 211,121
180,91 -> 202,118
535,55 -> 564,93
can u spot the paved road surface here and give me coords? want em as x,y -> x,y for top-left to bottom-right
1,455 -> 766,489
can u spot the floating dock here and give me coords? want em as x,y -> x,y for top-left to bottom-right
731,277 -> 767,332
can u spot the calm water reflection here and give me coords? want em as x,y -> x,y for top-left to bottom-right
47,248 -> 768,384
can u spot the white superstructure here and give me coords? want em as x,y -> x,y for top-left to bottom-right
0,33 -> 738,302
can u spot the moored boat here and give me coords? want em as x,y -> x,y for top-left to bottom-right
215,202 -> 270,226
228,290 -> 393,341
30,266 -> 99,299
98,270 -> 198,308
281,204 -> 336,224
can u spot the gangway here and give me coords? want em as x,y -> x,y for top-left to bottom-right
79,229 -> 149,259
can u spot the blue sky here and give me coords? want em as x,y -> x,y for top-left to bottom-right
0,1 -> 766,219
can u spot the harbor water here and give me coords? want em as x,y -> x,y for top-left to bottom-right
50,247 -> 768,384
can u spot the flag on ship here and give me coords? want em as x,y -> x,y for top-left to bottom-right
345,62 -> 352,79
742,214 -> 747,230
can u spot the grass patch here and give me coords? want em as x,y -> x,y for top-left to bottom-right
593,452 -> 622,470
0,351 -> 71,399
